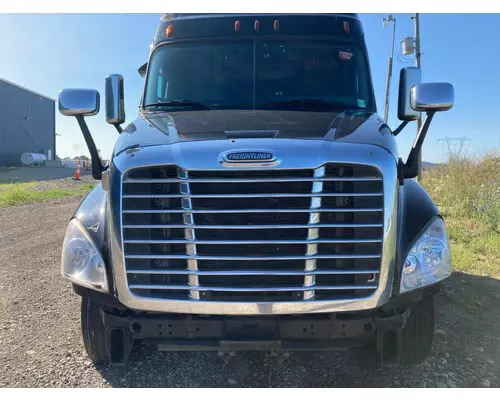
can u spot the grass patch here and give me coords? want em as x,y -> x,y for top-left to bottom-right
421,151 -> 500,278
0,181 -> 97,207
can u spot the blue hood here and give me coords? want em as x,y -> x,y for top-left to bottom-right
113,109 -> 398,160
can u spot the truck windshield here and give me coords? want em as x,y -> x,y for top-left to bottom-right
144,39 -> 375,112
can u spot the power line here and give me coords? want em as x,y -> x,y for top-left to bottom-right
437,137 -> 472,160
19,124 -> 44,153
397,50 -> 415,65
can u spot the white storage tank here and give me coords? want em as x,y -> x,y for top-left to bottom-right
21,152 -> 47,166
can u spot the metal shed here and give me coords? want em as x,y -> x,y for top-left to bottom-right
0,78 -> 56,166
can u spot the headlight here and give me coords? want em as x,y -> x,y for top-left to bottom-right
61,218 -> 108,293
400,217 -> 451,293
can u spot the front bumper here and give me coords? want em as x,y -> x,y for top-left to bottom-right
73,282 -> 440,352
104,311 -> 375,351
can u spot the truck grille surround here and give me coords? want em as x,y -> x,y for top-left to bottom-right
121,164 -> 384,303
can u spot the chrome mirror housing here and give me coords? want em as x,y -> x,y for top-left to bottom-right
410,82 -> 454,112
105,74 -> 126,126
58,89 -> 100,117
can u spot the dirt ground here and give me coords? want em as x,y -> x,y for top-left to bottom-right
0,198 -> 499,388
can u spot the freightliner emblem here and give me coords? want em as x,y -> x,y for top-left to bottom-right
224,151 -> 275,163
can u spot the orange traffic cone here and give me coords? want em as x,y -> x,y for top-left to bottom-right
73,160 -> 81,181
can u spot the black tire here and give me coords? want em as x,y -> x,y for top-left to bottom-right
81,297 -> 133,365
399,295 -> 435,365
379,295 -> 435,366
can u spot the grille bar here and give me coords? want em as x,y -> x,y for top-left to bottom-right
123,192 -> 383,199
178,169 -> 200,300
123,238 -> 382,245
304,166 -> 325,300
123,177 -> 382,183
125,254 -> 381,260
127,269 -> 380,276
123,223 -> 383,229
122,208 -> 383,214
129,284 -> 378,292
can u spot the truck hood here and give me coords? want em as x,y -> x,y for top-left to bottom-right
114,110 -> 398,159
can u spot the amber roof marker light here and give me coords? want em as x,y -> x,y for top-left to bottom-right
274,20 -> 280,32
254,20 -> 260,32
235,20 -> 240,32
166,24 -> 173,38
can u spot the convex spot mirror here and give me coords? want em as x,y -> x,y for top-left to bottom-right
58,89 -> 100,117
138,63 -> 147,77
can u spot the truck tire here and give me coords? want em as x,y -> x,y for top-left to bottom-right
81,297 -> 133,365
379,295 -> 435,366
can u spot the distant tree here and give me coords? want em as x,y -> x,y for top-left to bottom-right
73,155 -> 90,161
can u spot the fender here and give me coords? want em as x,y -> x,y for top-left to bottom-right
393,178 -> 440,295
72,182 -> 107,249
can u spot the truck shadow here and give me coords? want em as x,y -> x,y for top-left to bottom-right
96,272 -> 500,387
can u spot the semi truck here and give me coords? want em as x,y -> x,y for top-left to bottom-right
58,13 -> 454,366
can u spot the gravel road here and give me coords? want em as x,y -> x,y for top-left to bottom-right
0,197 -> 499,388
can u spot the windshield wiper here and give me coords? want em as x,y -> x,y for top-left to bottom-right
262,99 -> 358,111
144,100 -> 211,110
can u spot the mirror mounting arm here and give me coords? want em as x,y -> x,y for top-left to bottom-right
392,120 -> 410,137
403,111 -> 436,179
112,123 -> 123,134
75,115 -> 105,180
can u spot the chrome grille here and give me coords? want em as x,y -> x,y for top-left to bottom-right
121,164 -> 384,303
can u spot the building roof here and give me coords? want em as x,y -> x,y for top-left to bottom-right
0,77 -> 56,102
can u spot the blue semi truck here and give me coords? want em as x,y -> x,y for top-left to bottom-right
58,13 -> 454,366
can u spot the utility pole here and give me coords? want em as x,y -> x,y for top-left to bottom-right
383,15 -> 396,122
413,13 -> 423,180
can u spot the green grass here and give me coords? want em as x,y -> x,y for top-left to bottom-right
0,181 -> 97,207
421,151 -> 500,278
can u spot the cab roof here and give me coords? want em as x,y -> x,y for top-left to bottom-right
160,13 -> 359,21
152,13 -> 364,48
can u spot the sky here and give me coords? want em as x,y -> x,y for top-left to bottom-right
0,13 -> 498,163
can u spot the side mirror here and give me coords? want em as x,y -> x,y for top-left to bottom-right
58,89 -> 100,117
138,63 -> 148,77
105,74 -> 125,130
397,67 -> 422,121
402,81 -> 455,180
411,82 -> 454,112
58,88 -> 104,180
